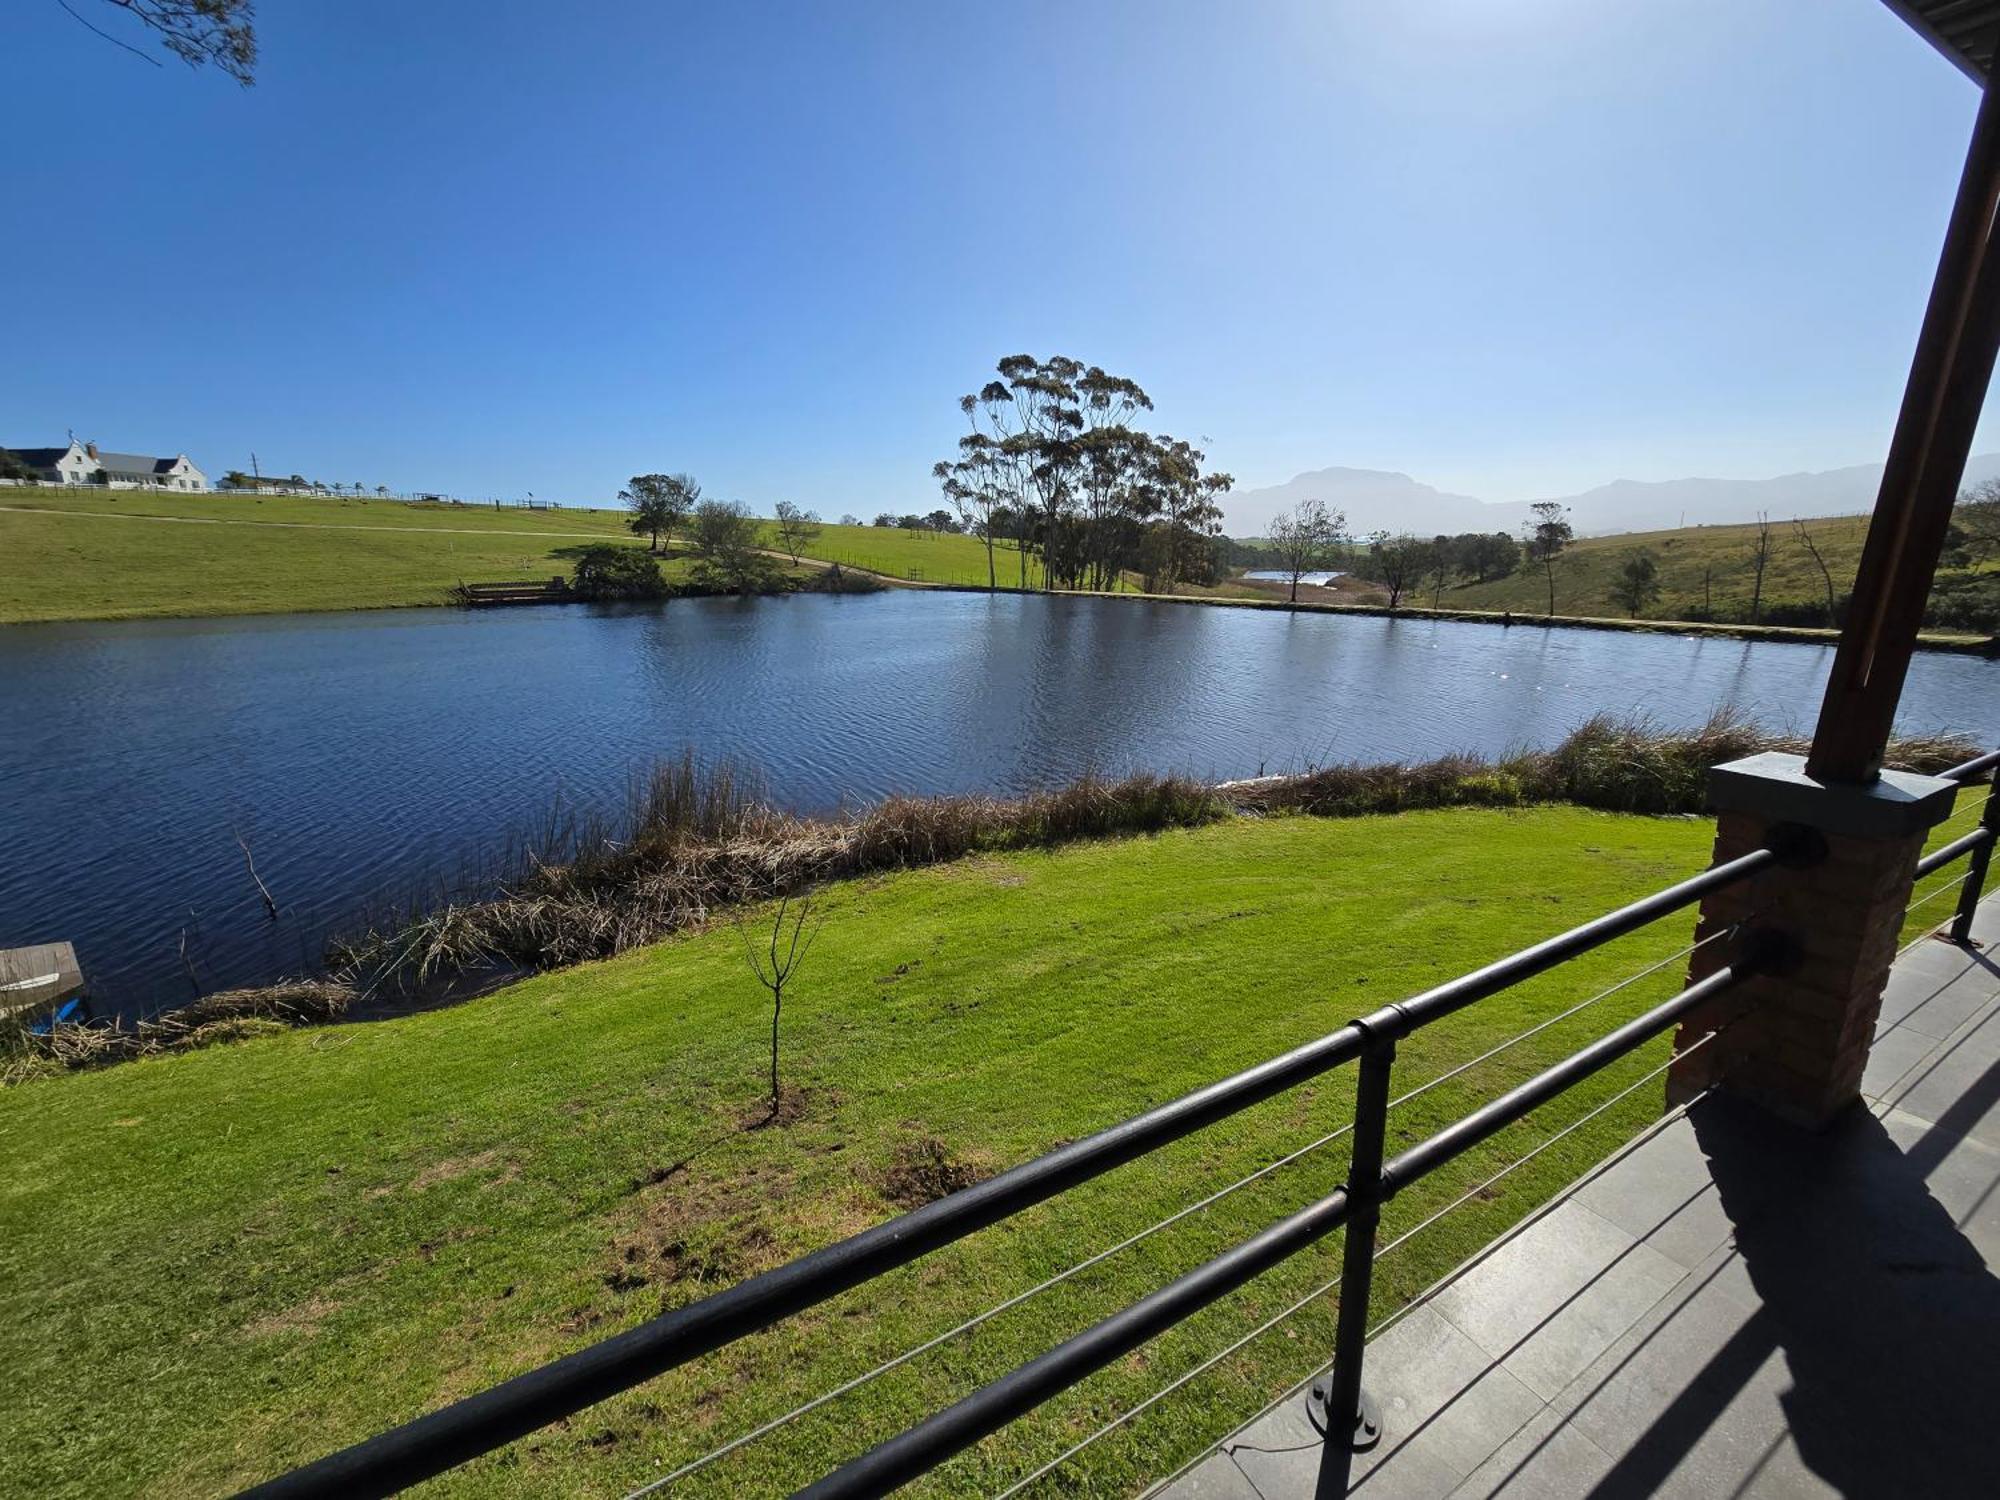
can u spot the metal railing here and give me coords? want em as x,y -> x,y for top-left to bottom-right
1913,749 -> 2000,949
245,756 -> 2000,1500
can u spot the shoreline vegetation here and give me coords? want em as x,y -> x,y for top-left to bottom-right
7,714 -> 1976,1085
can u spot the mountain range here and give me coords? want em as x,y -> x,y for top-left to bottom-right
1223,454 -> 2000,540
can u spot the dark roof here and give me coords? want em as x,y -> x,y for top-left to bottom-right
1883,1 -> 2000,81
3,447 -> 71,467
94,451 -> 180,475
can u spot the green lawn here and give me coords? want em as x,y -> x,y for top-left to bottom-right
0,487 -> 647,623
0,806 -> 1731,1498
762,520 -> 1053,588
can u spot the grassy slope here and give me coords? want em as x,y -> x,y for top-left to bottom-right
759,520 -> 1047,588
1,807 -> 1730,1499
1431,515 -> 1874,620
0,490 -> 758,623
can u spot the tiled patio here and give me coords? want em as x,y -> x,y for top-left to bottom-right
1159,896 -> 2000,1500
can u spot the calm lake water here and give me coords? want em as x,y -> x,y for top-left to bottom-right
4,592 -> 1996,1018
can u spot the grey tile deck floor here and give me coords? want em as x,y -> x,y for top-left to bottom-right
1156,895 -> 2000,1500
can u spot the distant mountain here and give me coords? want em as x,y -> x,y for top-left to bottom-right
1223,454 -> 2000,540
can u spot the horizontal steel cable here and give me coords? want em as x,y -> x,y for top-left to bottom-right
623,929 -> 1723,1495
984,1030 -> 1726,1499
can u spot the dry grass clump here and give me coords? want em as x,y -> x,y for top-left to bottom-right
3,980 -> 354,1084
1241,711 -> 1978,820
335,764 -> 1228,991
334,715 -> 1980,997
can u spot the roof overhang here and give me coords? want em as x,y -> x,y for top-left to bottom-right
1882,1 -> 2000,82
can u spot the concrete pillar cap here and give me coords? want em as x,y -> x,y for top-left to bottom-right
1708,752 -> 1958,838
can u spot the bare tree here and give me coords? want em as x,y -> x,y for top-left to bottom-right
738,895 -> 825,1121
1748,512 -> 1775,624
1791,519 -> 1839,627
773,501 -> 822,563
1267,498 -> 1345,603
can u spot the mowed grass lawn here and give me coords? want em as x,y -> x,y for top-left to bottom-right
0,807 -> 1729,1498
765,519 -> 1054,588
0,488 -> 641,623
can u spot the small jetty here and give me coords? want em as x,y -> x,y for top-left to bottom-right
454,578 -> 574,607
0,942 -> 88,1025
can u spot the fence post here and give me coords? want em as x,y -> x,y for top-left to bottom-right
1312,1029 -> 1393,1499
1950,780 -> 1999,944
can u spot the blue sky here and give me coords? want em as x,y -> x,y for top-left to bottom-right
4,0 -> 1988,524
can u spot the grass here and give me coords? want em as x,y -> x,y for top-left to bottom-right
1426,514 -> 1874,622
0,488 -> 846,622
0,487 -> 648,623
0,490 -> 1236,622
1902,778 -> 1998,949
1,805 -> 1735,1498
755,520 -> 1042,588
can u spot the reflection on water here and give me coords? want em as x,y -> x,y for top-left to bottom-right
2,593 -> 1994,1016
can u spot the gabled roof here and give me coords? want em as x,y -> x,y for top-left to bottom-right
2,446 -> 75,467
94,451 -> 182,475
1883,1 -> 2000,81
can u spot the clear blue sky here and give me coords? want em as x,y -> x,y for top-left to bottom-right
4,0 -> 1990,524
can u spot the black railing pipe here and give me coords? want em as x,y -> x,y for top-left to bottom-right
245,841 -> 1782,1498
794,1186 -> 1355,1500
1952,787 -> 2000,943
1940,748 -> 2000,782
1350,848 -> 1776,1046
241,1026 -> 1374,1498
1915,825 -> 1996,880
1379,963 -> 1750,1195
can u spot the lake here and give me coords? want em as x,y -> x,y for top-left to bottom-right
3,592 -> 1995,1018
1242,569 -> 1346,585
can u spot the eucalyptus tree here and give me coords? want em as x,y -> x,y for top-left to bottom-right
1147,436 -> 1232,594
67,0 -> 256,83
1073,368 -> 1156,590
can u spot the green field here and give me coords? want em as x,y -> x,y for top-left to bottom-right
0,487 -> 650,623
1400,513 -> 1947,624
2,805 -> 1739,1498
756,519 -> 1053,588
0,490 -> 1094,622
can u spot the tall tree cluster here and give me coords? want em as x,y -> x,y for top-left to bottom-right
934,356 -> 1231,593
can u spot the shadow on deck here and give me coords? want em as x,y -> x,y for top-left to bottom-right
1162,903 -> 2000,1500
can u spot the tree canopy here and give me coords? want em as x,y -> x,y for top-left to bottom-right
66,1 -> 257,84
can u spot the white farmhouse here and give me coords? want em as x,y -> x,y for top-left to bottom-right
5,440 -> 208,491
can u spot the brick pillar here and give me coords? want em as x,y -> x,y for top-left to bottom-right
1666,752 -> 1958,1130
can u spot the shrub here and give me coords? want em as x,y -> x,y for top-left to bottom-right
571,546 -> 667,601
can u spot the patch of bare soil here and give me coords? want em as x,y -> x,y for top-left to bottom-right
880,1137 -> 994,1209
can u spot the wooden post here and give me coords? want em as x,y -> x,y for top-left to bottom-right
1807,61 -> 2000,784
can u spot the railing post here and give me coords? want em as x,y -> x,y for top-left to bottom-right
1311,1029 -> 1394,1499
1950,782 -> 1999,945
